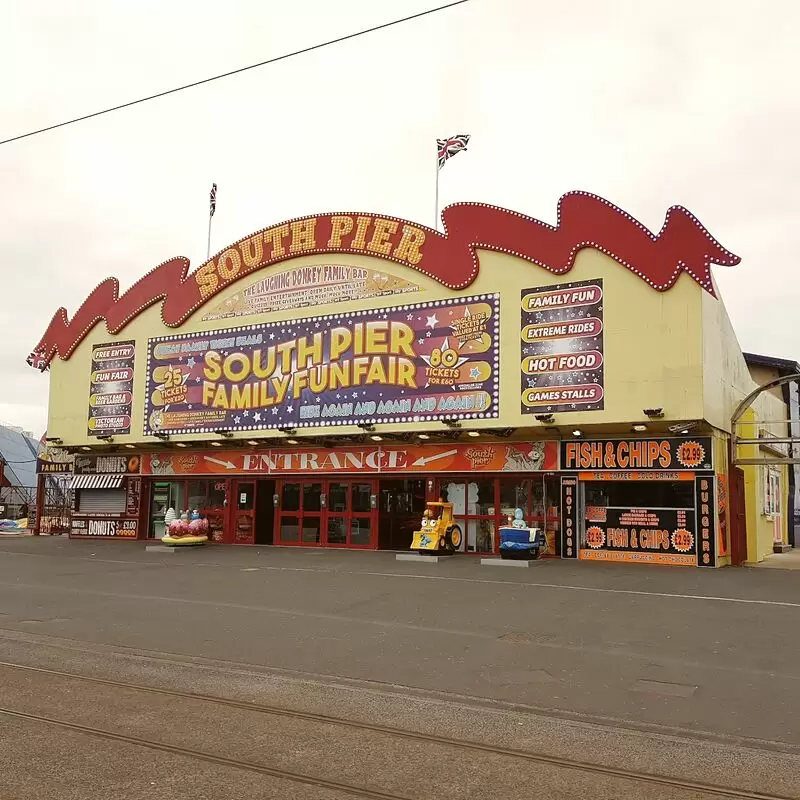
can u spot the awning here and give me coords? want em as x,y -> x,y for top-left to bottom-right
70,474 -> 124,490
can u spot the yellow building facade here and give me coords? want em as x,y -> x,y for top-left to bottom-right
30,192 -> 792,565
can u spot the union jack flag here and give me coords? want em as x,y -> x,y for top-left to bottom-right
209,183 -> 217,218
437,134 -> 470,169
27,346 -> 49,372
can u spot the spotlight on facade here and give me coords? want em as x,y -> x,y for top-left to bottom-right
643,408 -> 664,418
534,414 -> 554,423
215,429 -> 234,438
96,435 -> 114,442
153,432 -> 170,440
45,436 -> 63,445
572,429 -> 582,437
632,424 -> 648,432
359,424 -> 376,432
278,428 -> 296,435
668,421 -> 698,434
442,419 -> 461,428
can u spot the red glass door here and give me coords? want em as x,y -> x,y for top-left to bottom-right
325,480 -> 376,548
275,480 -> 323,545
232,480 -> 256,545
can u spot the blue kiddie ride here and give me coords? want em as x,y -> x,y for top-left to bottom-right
499,508 -> 547,560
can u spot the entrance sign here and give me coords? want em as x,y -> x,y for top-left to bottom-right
521,279 -> 605,413
142,441 -> 558,476
144,295 -> 499,435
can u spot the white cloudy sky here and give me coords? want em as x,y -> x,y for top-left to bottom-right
1,0 -> 797,437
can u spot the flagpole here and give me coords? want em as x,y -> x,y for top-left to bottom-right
434,154 -> 440,232
206,212 -> 212,260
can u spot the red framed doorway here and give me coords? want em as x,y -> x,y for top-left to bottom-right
275,478 -> 377,548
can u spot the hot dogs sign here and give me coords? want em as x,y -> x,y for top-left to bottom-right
144,295 -> 499,435
520,279 -> 605,414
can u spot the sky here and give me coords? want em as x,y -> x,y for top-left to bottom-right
1,0 -> 797,438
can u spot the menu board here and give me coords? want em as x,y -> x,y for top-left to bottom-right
88,341 -> 135,436
581,506 -> 696,565
521,279 -> 604,413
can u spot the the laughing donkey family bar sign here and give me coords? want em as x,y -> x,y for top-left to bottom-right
27,192 -> 739,370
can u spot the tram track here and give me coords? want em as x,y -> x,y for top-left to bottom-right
0,659 -> 795,800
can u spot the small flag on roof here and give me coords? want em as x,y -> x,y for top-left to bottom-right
437,134 -> 470,169
209,183 -> 217,218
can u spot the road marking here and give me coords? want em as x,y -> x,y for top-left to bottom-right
360,572 -> 800,609
2,550 -> 798,609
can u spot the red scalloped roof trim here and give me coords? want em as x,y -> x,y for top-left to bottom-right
28,191 -> 739,368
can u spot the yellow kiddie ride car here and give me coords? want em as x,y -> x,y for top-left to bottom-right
411,502 -> 463,554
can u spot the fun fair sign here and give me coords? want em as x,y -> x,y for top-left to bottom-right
28,193 -> 740,370
144,295 -> 499,435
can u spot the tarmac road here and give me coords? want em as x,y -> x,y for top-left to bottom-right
0,536 -> 798,799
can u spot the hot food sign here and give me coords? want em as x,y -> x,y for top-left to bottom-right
144,295 -> 499,435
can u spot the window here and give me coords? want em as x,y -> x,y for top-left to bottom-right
763,468 -> 781,517
442,480 -> 496,552
77,488 -> 125,514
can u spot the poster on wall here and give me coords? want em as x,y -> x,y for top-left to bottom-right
202,264 -> 421,321
520,279 -> 604,413
144,295 -> 499,435
87,341 -> 135,437
580,506 -> 697,566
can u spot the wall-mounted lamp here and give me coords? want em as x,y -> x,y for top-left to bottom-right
278,427 -> 296,435
534,414 -> 555,423
442,419 -> 461,429
632,424 -> 648,432
214,429 -> 234,439
153,432 -> 170,441
358,424 -> 376,433
572,429 -> 582,437
96,435 -> 114,443
643,408 -> 664,419
668,421 -> 698,435
45,437 -> 63,445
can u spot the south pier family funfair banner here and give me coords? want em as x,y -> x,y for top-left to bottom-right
520,279 -> 604,414
144,295 -> 499,435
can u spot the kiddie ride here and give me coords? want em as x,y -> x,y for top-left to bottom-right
161,509 -> 209,546
411,502 -> 463,554
499,508 -> 547,560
